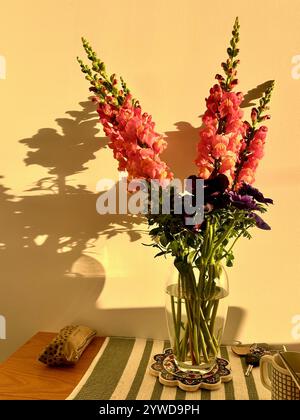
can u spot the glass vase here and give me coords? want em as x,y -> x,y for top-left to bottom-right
165,263 -> 229,375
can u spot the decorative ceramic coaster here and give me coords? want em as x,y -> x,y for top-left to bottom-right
149,348 -> 232,392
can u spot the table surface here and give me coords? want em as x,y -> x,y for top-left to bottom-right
1,333 -> 299,400
0,332 -> 105,400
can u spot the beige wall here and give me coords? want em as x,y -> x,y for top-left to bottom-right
0,0 -> 299,360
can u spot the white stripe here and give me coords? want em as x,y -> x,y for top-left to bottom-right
252,365 -> 271,400
110,338 -> 146,400
227,348 -> 249,400
210,383 -> 226,400
185,390 -> 201,400
68,341 -> 269,401
66,337 -> 110,400
160,385 -> 177,400
136,340 -> 165,400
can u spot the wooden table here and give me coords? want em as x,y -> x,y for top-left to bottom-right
0,332 -> 105,400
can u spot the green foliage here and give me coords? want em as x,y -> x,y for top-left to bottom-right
255,81 -> 275,124
233,81 -> 275,189
145,202 -> 260,269
221,17 -> 240,91
77,38 -> 131,106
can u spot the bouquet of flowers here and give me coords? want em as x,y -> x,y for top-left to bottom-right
78,18 -> 274,373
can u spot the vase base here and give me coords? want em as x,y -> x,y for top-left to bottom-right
175,358 -> 217,376
149,348 -> 232,392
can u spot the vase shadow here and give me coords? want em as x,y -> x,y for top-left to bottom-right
73,307 -> 168,341
222,306 -> 247,345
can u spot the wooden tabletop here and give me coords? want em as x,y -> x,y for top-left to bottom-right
0,332 -> 105,400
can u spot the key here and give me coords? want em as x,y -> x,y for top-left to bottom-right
245,365 -> 252,376
250,343 -> 286,354
245,345 -> 272,377
250,343 -> 270,355
245,353 -> 260,376
233,342 -> 282,377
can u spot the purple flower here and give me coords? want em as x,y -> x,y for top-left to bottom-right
229,192 -> 260,211
183,174 -> 230,230
184,174 -> 230,214
186,174 -> 229,208
238,183 -> 273,205
204,174 -> 229,199
250,212 -> 271,230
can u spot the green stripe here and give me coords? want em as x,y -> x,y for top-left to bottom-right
73,340 -> 263,400
151,340 -> 170,400
150,377 -> 164,400
220,347 -> 235,400
74,337 -> 135,400
201,389 -> 211,400
175,388 -> 186,400
126,339 -> 153,400
240,357 -> 259,400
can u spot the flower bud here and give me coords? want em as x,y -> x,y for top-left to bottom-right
215,74 -> 224,81
92,62 -> 99,71
230,79 -> 238,87
251,108 -> 258,123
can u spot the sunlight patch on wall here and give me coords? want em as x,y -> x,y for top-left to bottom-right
0,56 -> 6,79
291,55 -> 300,80
0,315 -> 6,340
33,234 -> 48,246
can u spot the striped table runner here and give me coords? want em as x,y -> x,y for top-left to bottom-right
67,337 -> 271,400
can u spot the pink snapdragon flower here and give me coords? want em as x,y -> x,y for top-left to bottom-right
236,125 -> 268,185
195,84 -> 245,186
95,94 -> 173,183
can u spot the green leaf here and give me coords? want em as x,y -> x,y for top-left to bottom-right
154,251 -> 167,258
149,227 -> 161,236
160,233 -> 169,247
195,256 -> 202,266
174,259 -> 189,274
187,250 -> 197,264
142,242 -> 158,247
170,241 -> 179,254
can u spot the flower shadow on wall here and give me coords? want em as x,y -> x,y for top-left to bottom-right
0,101 -> 144,360
162,121 -> 200,180
240,80 -> 275,109
19,99 -> 144,242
